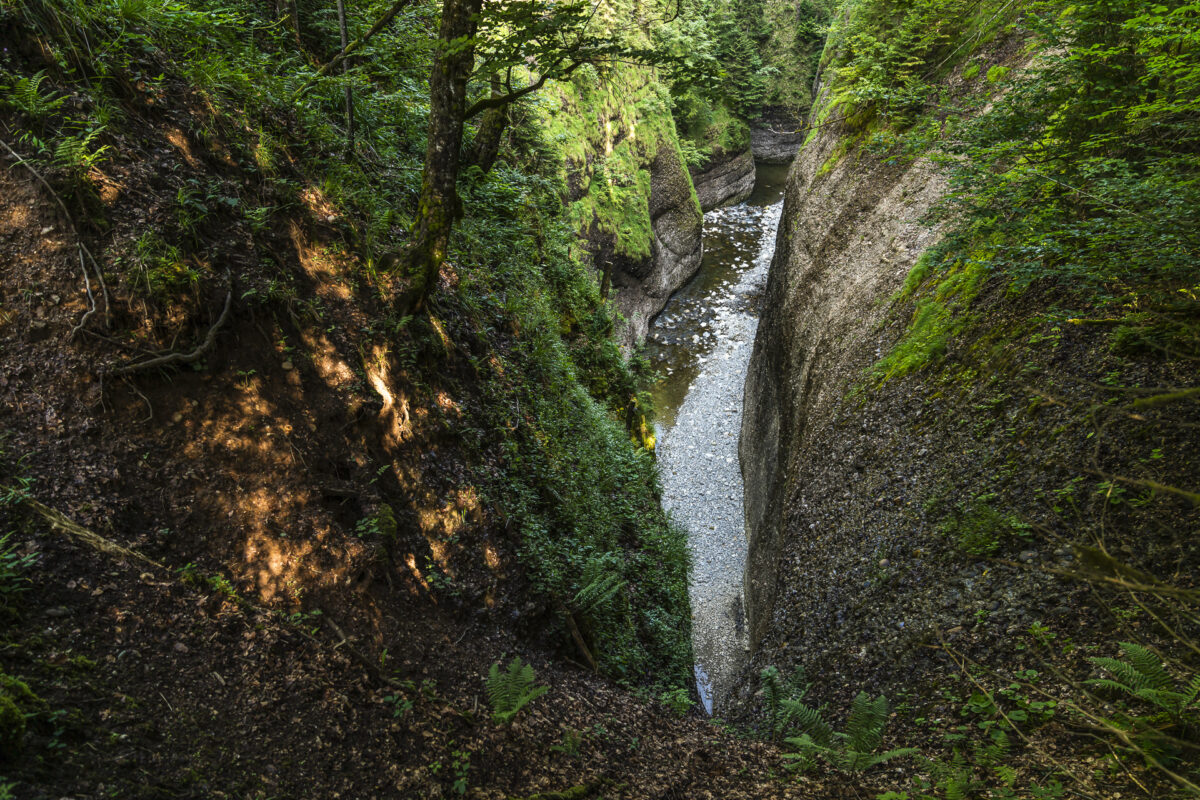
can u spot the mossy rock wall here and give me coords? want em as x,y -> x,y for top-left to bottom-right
539,65 -> 703,344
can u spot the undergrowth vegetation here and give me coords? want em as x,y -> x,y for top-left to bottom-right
0,0 -> 695,687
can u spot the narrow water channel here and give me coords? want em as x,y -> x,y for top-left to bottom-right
647,163 -> 788,714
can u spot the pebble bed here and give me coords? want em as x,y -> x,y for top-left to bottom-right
651,197 -> 784,714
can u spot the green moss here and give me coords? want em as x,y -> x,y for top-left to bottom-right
0,672 -> 41,759
986,65 -> 1010,83
962,62 -> 981,80
540,67 -> 695,263
940,498 -> 1031,556
897,251 -> 936,301
875,252 -> 990,381
0,693 -> 23,758
816,135 -> 862,178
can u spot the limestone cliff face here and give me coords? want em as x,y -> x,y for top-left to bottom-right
690,150 -> 756,211
735,67 -> 1199,719
608,142 -> 704,344
739,116 -> 947,652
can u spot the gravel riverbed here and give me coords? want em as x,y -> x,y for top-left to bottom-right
650,194 -> 784,714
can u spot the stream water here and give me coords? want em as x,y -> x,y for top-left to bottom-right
647,163 -> 788,714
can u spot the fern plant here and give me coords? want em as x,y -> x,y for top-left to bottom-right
52,126 -> 110,179
1089,642 -> 1200,723
761,664 -> 815,739
572,555 -> 626,617
1088,641 -> 1200,771
2,70 -> 65,123
486,656 -> 548,725
782,691 -> 917,773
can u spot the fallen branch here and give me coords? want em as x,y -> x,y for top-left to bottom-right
1129,386 -> 1200,410
19,493 -> 166,571
557,601 -> 599,673
70,246 -> 97,338
109,284 -> 232,375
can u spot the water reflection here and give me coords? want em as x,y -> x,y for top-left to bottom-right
646,163 -> 790,430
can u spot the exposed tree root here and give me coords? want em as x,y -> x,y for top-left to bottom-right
109,284 -> 232,376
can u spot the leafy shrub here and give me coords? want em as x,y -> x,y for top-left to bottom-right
486,657 -> 549,725
658,686 -> 692,717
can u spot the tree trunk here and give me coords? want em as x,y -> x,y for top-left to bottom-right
402,0 -> 483,313
334,0 -> 355,157
466,74 -> 509,174
277,0 -> 303,49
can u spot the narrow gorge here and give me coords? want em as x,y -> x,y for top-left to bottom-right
2,0 -> 1198,797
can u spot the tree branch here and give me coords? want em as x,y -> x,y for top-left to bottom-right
464,61 -> 585,119
293,0 -> 415,98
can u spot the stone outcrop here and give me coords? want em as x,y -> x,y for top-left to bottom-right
690,149 -> 755,211
610,143 -> 703,344
733,60 -> 1199,722
750,111 -> 806,163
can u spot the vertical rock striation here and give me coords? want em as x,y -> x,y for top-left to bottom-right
739,115 -> 946,655
690,150 -> 756,212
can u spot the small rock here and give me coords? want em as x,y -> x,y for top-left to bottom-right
878,559 -> 890,568
1018,550 -> 1038,563
174,642 -> 189,654
171,412 -> 184,423
281,360 -> 294,371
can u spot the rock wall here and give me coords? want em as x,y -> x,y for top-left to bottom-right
609,142 -> 704,344
734,77 -> 1200,718
750,111 -> 806,163
690,150 -> 756,211
739,112 -> 947,654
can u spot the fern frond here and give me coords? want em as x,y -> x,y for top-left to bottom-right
782,733 -> 827,772
783,698 -> 834,746
980,729 -> 1010,762
1184,674 -> 1200,707
1090,656 -> 1156,693
572,555 -> 626,616
836,746 -> 918,772
843,691 -> 889,753
486,656 -> 548,724
1120,642 -> 1172,690
1135,688 -> 1188,712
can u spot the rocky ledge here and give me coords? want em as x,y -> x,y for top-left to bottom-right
750,114 -> 805,164
610,143 -> 704,345
690,149 -> 756,211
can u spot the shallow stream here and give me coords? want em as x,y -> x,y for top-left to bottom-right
647,163 -> 788,714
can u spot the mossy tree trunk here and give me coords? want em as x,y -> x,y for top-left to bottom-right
403,0 -> 483,313
466,74 -> 509,175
